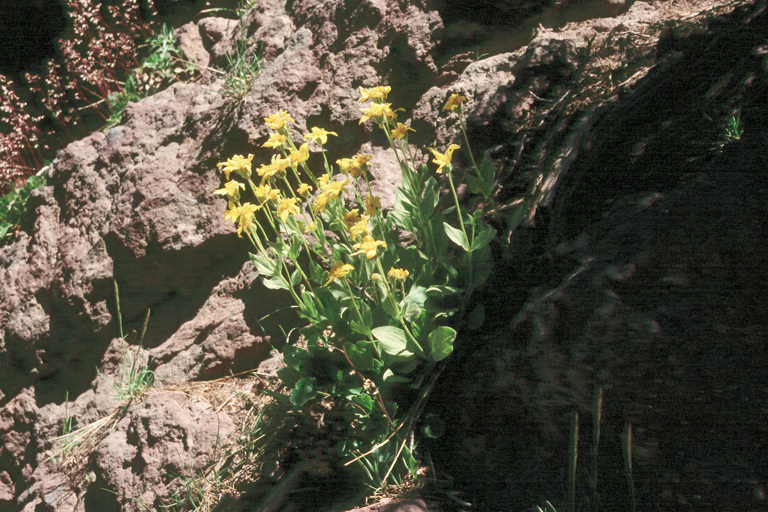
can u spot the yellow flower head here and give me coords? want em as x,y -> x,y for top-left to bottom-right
257,156 -> 291,183
296,183 -> 313,196
391,122 -> 415,140
214,180 -> 245,201
358,85 -> 391,102
443,93 -> 467,111
427,144 -> 460,174
288,143 -> 310,166
235,202 -> 262,237
359,102 -> 402,125
278,197 -> 300,222
267,188 -> 280,201
217,154 -> 254,180
351,235 -> 387,259
371,273 -> 382,282
323,261 -> 355,287
349,215 -> 370,239
303,127 -> 338,145
312,192 -> 332,214
303,220 -> 317,234
337,154 -> 371,178
318,173 -> 330,187
321,177 -> 350,200
342,208 -> 362,228
365,194 -> 381,216
388,267 -> 410,281
223,201 -> 240,224
262,133 -> 287,148
264,110 -> 294,131
253,184 -> 271,199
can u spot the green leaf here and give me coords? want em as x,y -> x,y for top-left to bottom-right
262,276 -> 289,290
427,326 -> 456,362
471,223 -> 496,252
382,369 -> 412,384
381,296 -> 399,318
290,377 -> 318,406
349,394 -> 374,414
249,253 -> 276,276
290,268 -> 302,286
506,203 -> 526,235
372,326 -> 413,359
350,320 -> 372,337
403,302 -> 423,323
405,285 -> 428,308
419,178 -> 439,219
465,151 -> 495,197
288,238 -> 303,261
425,285 -> 462,298
443,222 -> 470,251
344,341 -> 378,370
390,207 -> 414,231
277,366 -> 301,388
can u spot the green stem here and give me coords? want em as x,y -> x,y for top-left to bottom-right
445,169 -> 474,292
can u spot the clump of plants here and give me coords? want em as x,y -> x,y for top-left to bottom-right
213,87 -> 502,495
107,23 -> 196,127
0,169 -> 47,243
0,0 -> 159,189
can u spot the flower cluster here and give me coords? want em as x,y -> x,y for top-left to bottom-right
211,86 -> 496,493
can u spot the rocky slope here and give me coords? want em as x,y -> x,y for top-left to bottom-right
1,0 -> 766,510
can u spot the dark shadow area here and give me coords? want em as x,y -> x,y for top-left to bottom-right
424,1 -> 768,511
104,232 -> 247,350
0,0 -> 66,76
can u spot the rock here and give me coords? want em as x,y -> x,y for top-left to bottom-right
3,0 -> 762,509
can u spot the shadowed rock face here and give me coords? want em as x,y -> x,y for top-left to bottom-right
426,2 -> 768,510
1,0 -> 765,509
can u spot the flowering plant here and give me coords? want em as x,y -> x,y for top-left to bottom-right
214,88 -> 497,490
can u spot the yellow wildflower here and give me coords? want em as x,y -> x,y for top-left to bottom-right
388,267 -> 410,281
323,261 -> 355,287
342,208 -> 362,228
359,102 -> 402,124
303,220 -> 317,234
443,93 -> 467,111
427,144 -> 460,174
217,154 -> 254,180
296,183 -> 313,196
351,235 -> 387,259
371,273 -> 382,282
288,143 -> 310,166
303,127 -> 338,145
365,194 -> 381,216
321,177 -> 350,199
214,180 -> 245,201
337,154 -> 371,178
358,85 -> 391,102
312,192 -> 332,214
391,122 -> 415,140
257,156 -> 291,182
318,173 -> 330,187
264,110 -> 294,130
267,188 -> 280,201
223,201 -> 240,224
349,215 -> 370,239
278,197 -> 300,222
253,185 -> 271,199
236,202 -> 261,237
262,133 -> 287,148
